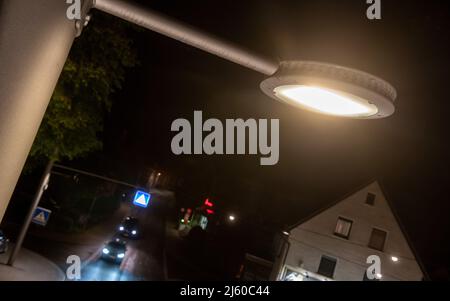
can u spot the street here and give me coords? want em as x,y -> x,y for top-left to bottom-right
21,195 -> 167,281
81,200 -> 166,281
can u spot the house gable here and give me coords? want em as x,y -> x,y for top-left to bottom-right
285,181 -> 424,281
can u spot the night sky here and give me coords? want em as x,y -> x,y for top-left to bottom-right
88,0 -> 450,278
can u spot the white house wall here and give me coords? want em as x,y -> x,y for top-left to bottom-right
284,181 -> 423,281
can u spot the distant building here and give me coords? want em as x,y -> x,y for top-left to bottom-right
271,181 -> 426,281
238,253 -> 273,281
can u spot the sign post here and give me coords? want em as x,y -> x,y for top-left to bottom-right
7,158 -> 55,266
0,0 -> 79,223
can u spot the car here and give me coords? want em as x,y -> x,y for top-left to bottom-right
101,238 -> 127,264
0,230 -> 9,254
118,216 -> 140,238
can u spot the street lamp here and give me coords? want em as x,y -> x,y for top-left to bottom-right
260,61 -> 396,119
93,0 -> 397,120
0,0 -> 398,227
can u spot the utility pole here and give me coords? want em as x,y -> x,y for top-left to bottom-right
7,158 -> 56,266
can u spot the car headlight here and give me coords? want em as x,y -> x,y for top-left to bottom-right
117,253 -> 125,259
102,248 -> 110,254
132,230 -> 137,235
119,226 -> 124,231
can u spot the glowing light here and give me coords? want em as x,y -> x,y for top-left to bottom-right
376,273 -> 383,279
204,199 -> 214,207
228,215 -> 236,221
132,230 -> 137,235
117,253 -> 125,259
391,256 -> 399,262
181,219 -> 185,223
133,190 -> 151,208
119,226 -> 124,231
260,61 -> 396,119
282,231 -> 290,236
274,85 -> 378,117
206,209 -> 214,215
102,248 -> 110,255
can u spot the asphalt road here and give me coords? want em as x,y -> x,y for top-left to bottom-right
21,195 -> 168,281
81,202 -> 166,281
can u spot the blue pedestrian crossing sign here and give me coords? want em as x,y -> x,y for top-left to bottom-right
32,207 -> 52,226
133,191 -> 151,208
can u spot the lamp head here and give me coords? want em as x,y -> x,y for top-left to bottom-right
260,61 -> 396,119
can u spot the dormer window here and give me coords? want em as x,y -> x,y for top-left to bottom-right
366,193 -> 376,206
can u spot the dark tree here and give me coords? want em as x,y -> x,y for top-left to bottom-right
27,13 -> 138,169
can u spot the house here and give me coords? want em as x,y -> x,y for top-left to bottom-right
271,181 -> 426,281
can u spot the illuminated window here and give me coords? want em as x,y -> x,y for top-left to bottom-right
334,217 -> 353,239
283,268 -> 302,281
366,193 -> 376,206
368,228 -> 387,251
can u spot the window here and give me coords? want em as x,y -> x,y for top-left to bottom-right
317,256 -> 337,278
366,193 -> 376,206
283,268 -> 302,281
368,228 -> 387,251
334,217 -> 353,239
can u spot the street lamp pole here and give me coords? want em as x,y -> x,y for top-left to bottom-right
0,0 -> 82,222
7,158 -> 56,266
92,0 -> 279,76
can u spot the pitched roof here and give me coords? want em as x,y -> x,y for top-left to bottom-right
287,178 -> 429,280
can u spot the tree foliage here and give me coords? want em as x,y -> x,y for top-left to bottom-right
28,13 -> 138,167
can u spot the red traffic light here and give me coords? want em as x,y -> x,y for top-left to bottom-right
204,198 -> 214,207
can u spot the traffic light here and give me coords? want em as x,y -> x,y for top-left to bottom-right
204,198 -> 214,207
204,198 -> 215,215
